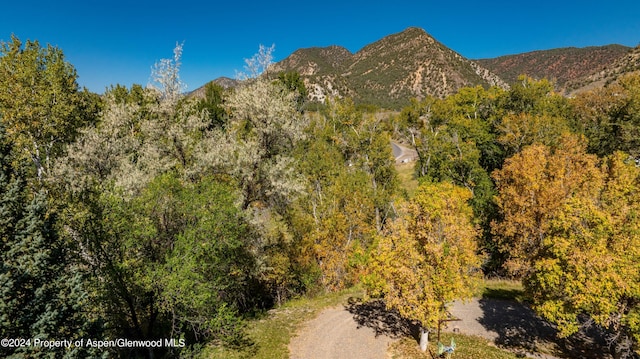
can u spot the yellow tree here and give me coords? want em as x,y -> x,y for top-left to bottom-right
526,152 -> 640,357
491,134 -> 602,276
307,169 -> 376,290
367,181 -> 481,351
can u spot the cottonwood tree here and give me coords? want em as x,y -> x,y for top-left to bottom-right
289,99 -> 398,291
491,134 -> 602,277
395,87 -> 503,271
497,112 -> 570,156
0,36 -> 86,181
525,152 -> 640,358
571,73 -> 640,159
367,181 -> 481,351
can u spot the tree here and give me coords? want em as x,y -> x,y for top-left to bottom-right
498,76 -> 569,118
396,88 -> 503,271
218,71 -> 307,211
525,152 -> 640,358
53,44 -> 264,355
571,73 -> 640,159
56,82 -> 211,196
137,174 -> 256,347
196,81 -> 228,129
237,44 -> 275,80
149,42 -> 186,102
0,36 -> 86,180
497,112 -> 570,157
289,98 -> 398,291
491,134 -> 602,277
276,71 -> 308,110
366,181 -> 481,351
0,125 -> 99,358
58,172 -> 257,356
304,168 -> 377,290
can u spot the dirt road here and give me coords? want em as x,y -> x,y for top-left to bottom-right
289,298 -> 611,359
288,305 -> 395,359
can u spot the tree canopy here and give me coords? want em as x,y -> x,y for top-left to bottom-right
366,181 -> 481,350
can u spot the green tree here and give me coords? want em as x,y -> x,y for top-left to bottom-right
196,81 -> 228,129
276,71 -> 308,110
498,75 -> 569,118
60,173 -> 256,356
0,36 -> 87,180
571,73 -> 640,159
140,174 -> 255,347
367,181 -> 481,351
0,126 -> 99,358
495,76 -> 572,159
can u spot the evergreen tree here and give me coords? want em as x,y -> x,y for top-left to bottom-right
0,126 -> 100,358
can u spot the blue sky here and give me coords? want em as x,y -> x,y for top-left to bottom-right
3,1 -> 639,93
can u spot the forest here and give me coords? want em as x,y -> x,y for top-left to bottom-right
1,37 -> 640,358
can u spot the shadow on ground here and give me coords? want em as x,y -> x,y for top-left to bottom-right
477,296 -> 612,359
345,298 -> 420,340
345,295 -> 616,359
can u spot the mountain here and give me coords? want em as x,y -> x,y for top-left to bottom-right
271,45 -> 355,101
189,76 -> 240,98
270,27 -> 508,108
564,45 -> 640,95
475,45 -> 631,92
195,28 -> 637,107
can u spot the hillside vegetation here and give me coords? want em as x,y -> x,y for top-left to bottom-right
476,44 -> 631,92
270,27 -> 508,108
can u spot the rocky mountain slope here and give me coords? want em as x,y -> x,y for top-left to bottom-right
476,45 -> 631,91
188,76 -> 239,98
270,27 -> 508,108
564,44 -> 640,95
194,27 -> 638,107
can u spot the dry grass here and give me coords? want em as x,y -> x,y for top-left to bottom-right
396,161 -> 419,198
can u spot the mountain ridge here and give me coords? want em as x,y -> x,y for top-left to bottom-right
268,27 -> 508,108
196,27 -> 637,107
476,44 -> 632,93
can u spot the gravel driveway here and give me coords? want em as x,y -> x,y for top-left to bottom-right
288,304 -> 396,359
289,297 -> 613,359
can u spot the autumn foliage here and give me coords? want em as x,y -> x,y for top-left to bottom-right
366,182 -> 481,332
